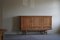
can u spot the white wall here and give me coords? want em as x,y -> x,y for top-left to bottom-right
2,0 -> 60,34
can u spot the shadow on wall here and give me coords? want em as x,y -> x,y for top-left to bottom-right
12,16 -> 21,33
56,26 -> 60,35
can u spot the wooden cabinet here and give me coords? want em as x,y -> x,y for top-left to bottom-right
0,29 -> 6,40
19,16 -> 52,32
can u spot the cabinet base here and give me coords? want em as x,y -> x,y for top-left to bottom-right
21,30 -> 47,35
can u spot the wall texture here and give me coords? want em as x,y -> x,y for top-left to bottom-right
2,0 -> 60,34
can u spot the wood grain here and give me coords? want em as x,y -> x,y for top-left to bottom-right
20,16 -> 52,32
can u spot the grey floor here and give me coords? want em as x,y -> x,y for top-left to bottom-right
4,34 -> 60,40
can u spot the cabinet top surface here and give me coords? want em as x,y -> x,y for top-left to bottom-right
0,29 -> 6,32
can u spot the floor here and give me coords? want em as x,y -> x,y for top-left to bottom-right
4,34 -> 60,40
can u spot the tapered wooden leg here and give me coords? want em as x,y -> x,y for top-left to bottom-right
22,31 -> 26,35
40,30 -> 47,35
44,31 -> 47,35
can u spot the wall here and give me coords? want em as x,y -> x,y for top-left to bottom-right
2,0 -> 60,34
0,0 -> 2,28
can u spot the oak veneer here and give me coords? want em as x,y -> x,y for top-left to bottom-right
18,16 -> 52,32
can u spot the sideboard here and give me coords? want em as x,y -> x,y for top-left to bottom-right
17,16 -> 52,34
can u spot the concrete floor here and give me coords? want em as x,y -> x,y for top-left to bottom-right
4,34 -> 60,40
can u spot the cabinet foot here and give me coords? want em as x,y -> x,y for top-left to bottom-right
40,30 -> 47,35
22,32 -> 26,35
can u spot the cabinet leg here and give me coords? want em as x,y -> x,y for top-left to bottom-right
40,31 -> 44,35
44,31 -> 47,35
43,31 -> 47,35
22,31 -> 26,35
40,30 -> 47,35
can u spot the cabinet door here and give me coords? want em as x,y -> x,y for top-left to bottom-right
32,16 -> 42,30
21,16 -> 32,31
43,16 -> 52,30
